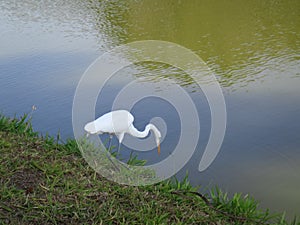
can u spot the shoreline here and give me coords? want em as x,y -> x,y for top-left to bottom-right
0,114 -> 297,224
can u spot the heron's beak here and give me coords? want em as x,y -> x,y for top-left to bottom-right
157,143 -> 160,155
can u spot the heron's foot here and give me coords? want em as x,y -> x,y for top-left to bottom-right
109,162 -> 120,172
119,161 -> 131,170
112,161 -> 131,171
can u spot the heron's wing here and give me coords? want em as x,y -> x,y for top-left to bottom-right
94,110 -> 134,133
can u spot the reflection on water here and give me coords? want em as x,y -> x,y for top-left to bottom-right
90,0 -> 299,88
0,0 -> 299,219
0,0 -> 98,57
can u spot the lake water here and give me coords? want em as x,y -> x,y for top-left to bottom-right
0,0 -> 299,218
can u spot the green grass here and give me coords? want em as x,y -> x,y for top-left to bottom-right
0,114 -> 298,224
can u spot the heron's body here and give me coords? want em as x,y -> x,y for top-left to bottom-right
84,110 -> 161,154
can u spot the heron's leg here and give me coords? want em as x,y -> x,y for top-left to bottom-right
117,142 -> 121,154
105,135 -> 120,171
107,135 -> 113,152
115,141 -> 131,170
105,135 -> 129,171
116,133 -> 124,155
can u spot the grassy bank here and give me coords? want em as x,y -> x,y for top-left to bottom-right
0,114 -> 298,224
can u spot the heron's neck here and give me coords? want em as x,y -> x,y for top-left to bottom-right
128,123 -> 160,139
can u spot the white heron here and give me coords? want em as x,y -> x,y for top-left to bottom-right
84,110 -> 161,154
